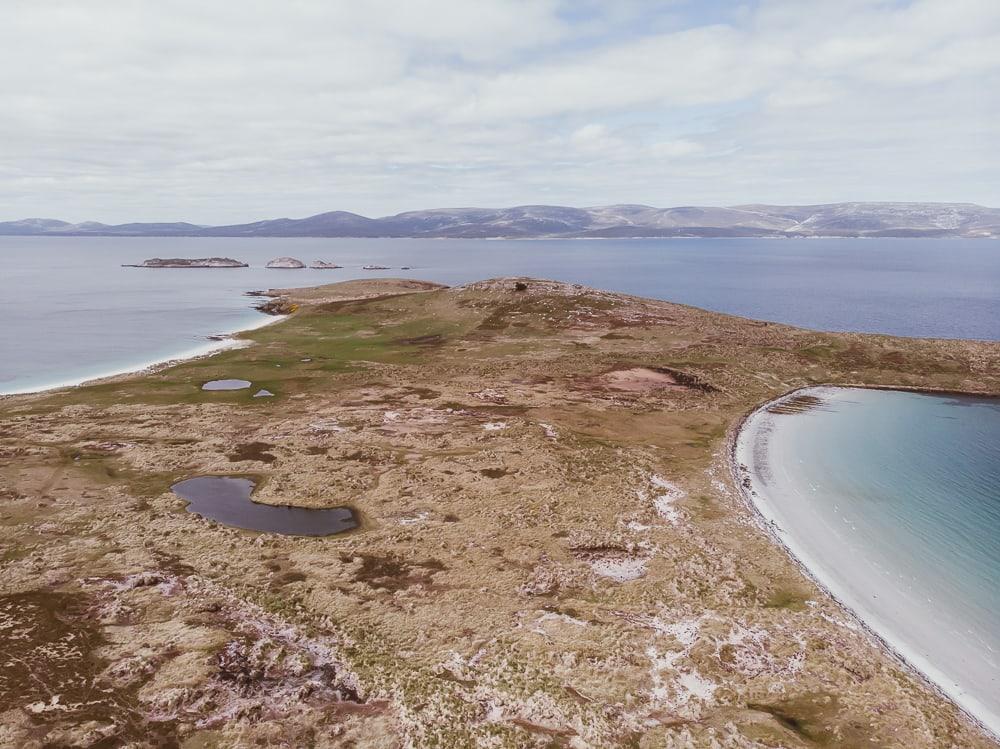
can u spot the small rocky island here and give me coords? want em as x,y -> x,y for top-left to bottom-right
311,260 -> 343,269
123,257 -> 248,268
266,256 -> 306,269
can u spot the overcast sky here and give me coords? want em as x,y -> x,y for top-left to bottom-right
2,0 -> 998,223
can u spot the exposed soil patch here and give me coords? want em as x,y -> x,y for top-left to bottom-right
600,367 -> 682,392
656,366 -> 719,392
592,366 -> 719,394
0,589 -> 178,746
396,333 -> 446,347
340,553 -> 447,592
747,694 -> 879,748
227,441 -> 277,464
0,590 -> 106,717
215,635 -> 361,703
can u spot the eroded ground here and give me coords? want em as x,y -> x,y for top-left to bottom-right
1,278 -> 998,748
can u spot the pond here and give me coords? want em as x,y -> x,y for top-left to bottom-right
201,379 -> 251,391
171,476 -> 358,536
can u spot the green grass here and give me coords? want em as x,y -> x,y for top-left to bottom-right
764,585 -> 810,611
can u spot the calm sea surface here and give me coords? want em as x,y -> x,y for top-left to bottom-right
743,388 -> 1000,733
1,236 -> 998,393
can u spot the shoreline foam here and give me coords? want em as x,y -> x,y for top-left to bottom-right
0,312 -> 286,397
733,386 -> 1000,741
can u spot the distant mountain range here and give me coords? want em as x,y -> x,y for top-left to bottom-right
2,202 -> 998,239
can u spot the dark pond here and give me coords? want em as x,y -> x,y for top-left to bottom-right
170,476 -> 357,536
202,379 -> 251,390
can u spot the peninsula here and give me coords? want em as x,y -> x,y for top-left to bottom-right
1,279 -> 996,748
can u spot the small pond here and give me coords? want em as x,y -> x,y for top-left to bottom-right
202,379 -> 251,391
170,476 -> 358,536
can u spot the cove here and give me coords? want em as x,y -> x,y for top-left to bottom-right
171,476 -> 358,536
737,386 -> 1000,737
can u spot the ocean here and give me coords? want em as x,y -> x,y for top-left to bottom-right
1,235 -> 997,395
739,387 -> 1000,735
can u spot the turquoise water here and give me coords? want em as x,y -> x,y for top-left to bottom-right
742,387 -> 1000,734
1,235 -> 998,393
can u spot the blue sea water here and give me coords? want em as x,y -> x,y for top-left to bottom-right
743,387 -> 1000,734
0,235 -> 998,393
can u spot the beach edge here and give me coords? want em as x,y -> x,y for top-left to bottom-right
728,385 -> 1000,742
0,311 -> 288,398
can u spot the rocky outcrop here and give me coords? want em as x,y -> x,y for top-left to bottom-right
253,297 -> 297,315
266,257 -> 306,269
311,260 -> 343,269
123,257 -> 248,268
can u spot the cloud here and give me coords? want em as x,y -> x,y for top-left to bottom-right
0,0 -> 997,222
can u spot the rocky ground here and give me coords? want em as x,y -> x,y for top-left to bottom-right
1,277 -> 998,748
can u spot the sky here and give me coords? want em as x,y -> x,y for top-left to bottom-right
1,0 -> 998,223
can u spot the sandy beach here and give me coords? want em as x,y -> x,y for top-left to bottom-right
0,312 -> 286,397
735,386 -> 1000,739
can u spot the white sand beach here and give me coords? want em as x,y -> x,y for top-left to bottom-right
735,386 -> 1000,739
0,312 -> 286,397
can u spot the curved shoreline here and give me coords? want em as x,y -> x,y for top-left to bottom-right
0,311 -> 287,397
731,385 -> 1000,742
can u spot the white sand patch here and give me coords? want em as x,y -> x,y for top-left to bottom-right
636,474 -> 686,525
812,606 -> 860,632
716,622 -> 805,678
309,418 -> 347,433
646,645 -> 716,717
625,520 -> 653,532
398,511 -> 431,526
382,411 -> 401,423
643,615 -> 717,717
648,616 -> 701,647
536,611 -> 587,627
589,555 -> 648,581
676,669 -> 718,702
471,388 -> 506,403
531,611 -> 589,635
483,421 -> 508,431
26,696 -> 71,714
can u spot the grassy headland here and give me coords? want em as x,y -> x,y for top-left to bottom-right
1,278 -> 997,748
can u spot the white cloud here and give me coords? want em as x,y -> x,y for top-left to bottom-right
0,0 -> 997,222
